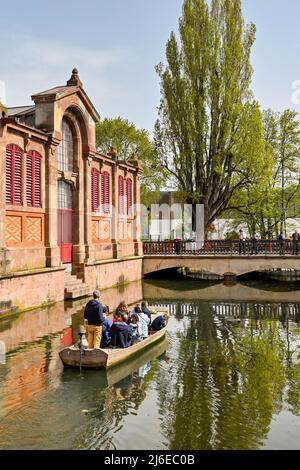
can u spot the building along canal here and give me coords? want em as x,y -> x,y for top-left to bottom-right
0,275 -> 300,450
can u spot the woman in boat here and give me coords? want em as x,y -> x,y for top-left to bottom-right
114,301 -> 130,323
117,301 -> 130,315
109,311 -> 133,348
151,312 -> 170,332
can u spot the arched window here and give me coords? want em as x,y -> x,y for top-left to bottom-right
118,176 -> 125,215
6,144 -> 23,205
26,151 -> 42,208
101,172 -> 110,214
126,177 -> 133,215
57,118 -> 74,172
58,180 -> 73,209
91,168 -> 100,212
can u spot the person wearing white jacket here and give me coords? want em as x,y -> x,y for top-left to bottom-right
239,229 -> 246,255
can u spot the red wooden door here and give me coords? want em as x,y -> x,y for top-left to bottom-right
58,181 -> 73,263
58,208 -> 73,262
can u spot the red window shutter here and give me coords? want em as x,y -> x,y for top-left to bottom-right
118,176 -> 124,215
6,144 -> 23,206
26,154 -> 33,206
101,172 -> 110,214
34,153 -> 42,207
26,151 -> 42,207
5,145 -> 13,204
91,169 -> 100,212
126,178 -> 133,215
14,149 -> 22,205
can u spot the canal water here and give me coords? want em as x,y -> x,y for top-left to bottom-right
0,278 -> 300,450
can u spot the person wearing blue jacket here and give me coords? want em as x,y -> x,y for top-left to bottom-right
84,290 -> 106,349
151,312 -> 170,331
141,301 -> 152,325
110,311 -> 133,348
101,317 -> 113,348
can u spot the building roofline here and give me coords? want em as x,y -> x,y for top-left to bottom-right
32,85 -> 100,123
1,117 -> 49,140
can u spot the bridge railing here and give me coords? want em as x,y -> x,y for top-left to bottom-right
143,240 -> 296,256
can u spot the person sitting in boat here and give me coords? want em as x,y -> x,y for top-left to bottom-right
130,305 -> 150,326
151,312 -> 170,332
114,301 -> 130,323
101,315 -> 113,348
141,301 -> 152,325
129,304 -> 138,318
129,312 -> 142,342
84,290 -> 107,349
109,311 -> 133,349
129,303 -> 144,318
129,305 -> 149,339
129,312 -> 150,342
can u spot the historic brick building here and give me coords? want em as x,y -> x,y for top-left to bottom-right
0,69 -> 143,310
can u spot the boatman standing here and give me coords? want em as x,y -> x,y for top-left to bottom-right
84,290 -> 107,349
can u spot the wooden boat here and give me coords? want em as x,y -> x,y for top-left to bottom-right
59,307 -> 169,369
59,327 -> 167,369
61,338 -> 168,386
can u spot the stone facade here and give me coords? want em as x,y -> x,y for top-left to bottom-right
0,70 -> 143,309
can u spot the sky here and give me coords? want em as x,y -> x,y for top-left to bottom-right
1,0 -> 300,133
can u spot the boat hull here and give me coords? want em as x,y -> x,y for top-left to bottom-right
59,328 -> 166,369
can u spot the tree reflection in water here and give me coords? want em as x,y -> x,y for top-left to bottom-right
155,302 -> 300,450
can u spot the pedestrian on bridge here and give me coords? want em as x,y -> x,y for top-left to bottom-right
251,231 -> 259,255
238,229 -> 246,255
278,232 -> 285,256
292,231 -> 299,256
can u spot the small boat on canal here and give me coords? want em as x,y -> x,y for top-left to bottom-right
59,308 -> 169,370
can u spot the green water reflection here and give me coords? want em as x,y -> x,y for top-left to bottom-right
156,305 -> 300,449
0,279 -> 300,449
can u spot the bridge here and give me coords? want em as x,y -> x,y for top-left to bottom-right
143,240 -> 300,278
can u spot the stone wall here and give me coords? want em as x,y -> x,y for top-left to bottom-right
84,257 -> 143,292
7,247 -> 46,272
0,268 -> 65,310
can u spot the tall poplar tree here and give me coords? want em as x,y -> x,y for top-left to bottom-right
155,0 -> 265,233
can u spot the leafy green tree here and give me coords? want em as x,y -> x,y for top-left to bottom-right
278,110 -> 300,233
227,109 -> 300,237
96,117 -> 166,206
154,0 -> 266,233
